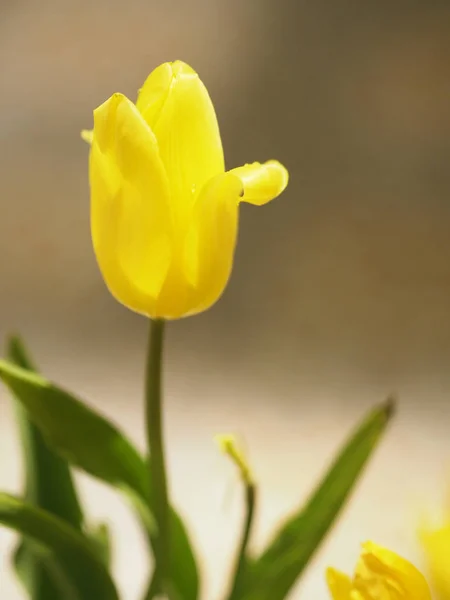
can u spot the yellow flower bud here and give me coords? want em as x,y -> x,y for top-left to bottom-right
84,61 -> 288,319
419,497 -> 450,599
215,433 -> 254,485
326,541 -> 431,600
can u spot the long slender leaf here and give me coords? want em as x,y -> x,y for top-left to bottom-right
89,522 -> 113,567
240,399 -> 395,600
0,494 -> 119,600
7,336 -> 84,599
0,358 -> 199,600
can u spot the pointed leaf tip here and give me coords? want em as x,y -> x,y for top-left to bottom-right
382,395 -> 397,419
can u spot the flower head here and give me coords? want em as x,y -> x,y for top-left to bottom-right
326,541 -> 432,600
419,494 -> 450,599
83,61 -> 288,319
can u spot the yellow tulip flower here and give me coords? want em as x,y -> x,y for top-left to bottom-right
326,541 -> 432,600
420,503 -> 450,599
83,61 -> 288,319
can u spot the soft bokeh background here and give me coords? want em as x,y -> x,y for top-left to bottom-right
1,0 -> 450,598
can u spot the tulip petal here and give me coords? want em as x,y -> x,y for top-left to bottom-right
90,93 -> 172,315
354,542 -> 432,600
81,129 -> 93,144
136,62 -> 174,128
326,568 -> 352,600
420,523 -> 450,599
230,160 -> 289,206
137,61 -> 224,222
180,171 -> 243,316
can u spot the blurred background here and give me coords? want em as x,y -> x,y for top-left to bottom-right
1,0 -> 450,597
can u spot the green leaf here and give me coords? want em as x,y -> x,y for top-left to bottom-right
241,399 -> 395,600
7,336 -> 84,600
8,337 -> 83,525
13,538 -> 65,600
0,359 -> 200,600
0,359 -> 147,497
13,540 -> 85,600
88,522 -> 113,567
166,509 -> 200,599
0,493 -> 119,600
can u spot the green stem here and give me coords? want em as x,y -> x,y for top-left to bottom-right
145,319 -> 170,594
227,482 -> 257,600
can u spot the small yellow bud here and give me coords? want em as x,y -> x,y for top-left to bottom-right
215,434 -> 254,486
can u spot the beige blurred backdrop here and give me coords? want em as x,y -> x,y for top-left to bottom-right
1,0 -> 450,598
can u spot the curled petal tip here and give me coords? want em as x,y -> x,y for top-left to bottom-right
267,159 -> 289,192
81,129 -> 94,144
230,159 -> 289,206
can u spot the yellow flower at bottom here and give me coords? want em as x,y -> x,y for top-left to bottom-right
420,501 -> 450,599
83,60 -> 288,319
326,541 -> 432,600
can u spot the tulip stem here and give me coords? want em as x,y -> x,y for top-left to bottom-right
145,318 -> 170,594
227,481 -> 256,600
215,433 -> 257,600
